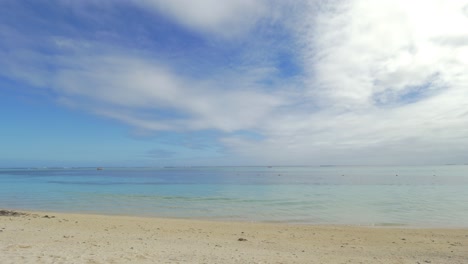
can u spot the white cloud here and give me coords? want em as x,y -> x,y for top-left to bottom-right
302,0 -> 468,107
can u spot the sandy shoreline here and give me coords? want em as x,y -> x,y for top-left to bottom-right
1,210 -> 467,263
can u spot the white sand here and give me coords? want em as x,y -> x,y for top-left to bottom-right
1,210 -> 467,263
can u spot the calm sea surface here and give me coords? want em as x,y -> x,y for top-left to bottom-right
1,166 -> 468,227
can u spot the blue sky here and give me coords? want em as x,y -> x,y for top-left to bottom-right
1,0 -> 468,167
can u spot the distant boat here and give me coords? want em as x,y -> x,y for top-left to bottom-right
97,167 -> 103,170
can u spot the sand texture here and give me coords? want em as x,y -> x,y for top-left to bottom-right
1,210 -> 467,263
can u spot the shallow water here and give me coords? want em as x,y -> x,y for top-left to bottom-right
1,166 -> 468,227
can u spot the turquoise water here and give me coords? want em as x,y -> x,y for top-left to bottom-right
1,166 -> 468,227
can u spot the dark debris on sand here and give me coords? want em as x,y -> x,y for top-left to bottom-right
0,210 -> 27,217
42,215 -> 55,219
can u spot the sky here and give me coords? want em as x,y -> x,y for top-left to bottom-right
1,0 -> 468,167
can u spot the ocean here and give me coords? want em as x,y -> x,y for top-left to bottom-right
1,166 -> 467,227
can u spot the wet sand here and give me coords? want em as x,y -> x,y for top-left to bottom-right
1,210 -> 467,263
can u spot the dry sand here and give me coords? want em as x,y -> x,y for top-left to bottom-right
1,210 -> 467,263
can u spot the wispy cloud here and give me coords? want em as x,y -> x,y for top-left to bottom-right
44,51 -> 287,132
136,0 -> 269,38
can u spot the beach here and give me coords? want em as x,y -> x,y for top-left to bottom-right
1,210 -> 467,263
